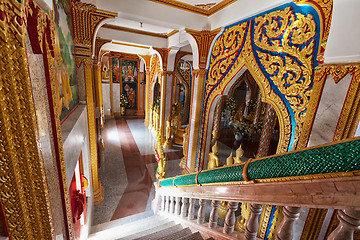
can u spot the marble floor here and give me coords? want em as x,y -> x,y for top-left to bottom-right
92,117 -> 184,226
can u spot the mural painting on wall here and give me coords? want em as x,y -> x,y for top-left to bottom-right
122,60 -> 138,82
123,83 -> 137,109
53,0 -> 78,121
101,60 -> 110,83
112,58 -> 120,83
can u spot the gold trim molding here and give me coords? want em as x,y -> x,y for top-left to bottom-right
112,41 -> 151,49
149,0 -> 237,16
103,24 -> 168,39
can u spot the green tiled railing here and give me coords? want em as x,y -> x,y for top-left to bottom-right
159,138 -> 360,187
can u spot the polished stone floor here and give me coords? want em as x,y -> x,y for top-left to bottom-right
92,117 -> 183,226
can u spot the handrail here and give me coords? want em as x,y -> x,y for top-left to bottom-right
156,175 -> 360,210
158,136 -> 360,188
154,137 -> 360,239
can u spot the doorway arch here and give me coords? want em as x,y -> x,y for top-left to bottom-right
195,2 -> 324,170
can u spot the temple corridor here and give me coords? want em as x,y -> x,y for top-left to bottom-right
92,117 -> 183,226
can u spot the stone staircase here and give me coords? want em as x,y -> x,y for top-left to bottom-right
89,213 -> 210,240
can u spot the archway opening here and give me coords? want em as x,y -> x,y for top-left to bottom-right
210,70 -> 280,166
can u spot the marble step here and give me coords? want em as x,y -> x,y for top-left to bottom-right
177,231 -> 204,240
135,224 -> 184,240
88,215 -> 169,240
156,227 -> 193,240
116,221 -> 177,240
90,211 -> 155,234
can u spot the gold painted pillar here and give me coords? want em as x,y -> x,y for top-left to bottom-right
185,29 -> 220,172
110,63 -> 114,118
159,71 -> 167,143
94,63 -> 103,108
94,62 -> 105,127
145,71 -> 151,125
83,58 -> 104,204
188,68 -> 207,171
212,95 -> 227,142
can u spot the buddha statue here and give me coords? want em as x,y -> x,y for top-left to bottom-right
207,141 -> 222,169
226,152 -> 234,166
234,144 -> 244,164
164,115 -> 174,149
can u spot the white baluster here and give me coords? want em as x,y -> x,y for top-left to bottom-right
275,206 -> 301,240
165,195 -> 170,213
181,197 -> 189,218
197,199 -> 206,224
209,200 -> 220,228
223,201 -> 239,234
328,209 -> 360,240
245,204 -> 263,240
175,197 -> 181,216
161,195 -> 165,212
188,198 -> 196,220
169,196 -> 175,214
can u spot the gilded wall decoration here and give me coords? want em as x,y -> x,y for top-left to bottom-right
186,28 -> 220,68
293,0 -> 333,62
175,59 -> 193,122
0,0 -> 70,238
196,2 -> 326,172
150,54 -> 162,86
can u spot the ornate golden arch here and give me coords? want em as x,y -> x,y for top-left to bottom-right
195,1 -> 333,168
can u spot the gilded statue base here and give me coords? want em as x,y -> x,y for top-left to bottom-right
173,127 -> 185,145
164,140 -> 173,149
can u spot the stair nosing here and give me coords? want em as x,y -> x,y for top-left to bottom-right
134,223 -> 184,240
91,211 -> 155,234
89,215 -> 167,240
117,221 -> 177,240
157,227 -> 193,240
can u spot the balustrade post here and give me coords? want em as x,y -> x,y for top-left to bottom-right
197,199 -> 206,224
165,195 -> 170,213
209,200 -> 221,228
181,197 -> 189,218
175,197 -> 181,216
327,209 -> 360,240
169,196 -> 175,214
245,204 -> 263,240
275,206 -> 301,240
188,198 -> 196,220
224,202 -> 239,234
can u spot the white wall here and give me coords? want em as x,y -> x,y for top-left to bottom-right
113,83 -> 120,113
102,83 -> 111,116
324,0 -> 360,63
209,0 -> 290,29
62,105 -> 92,193
308,74 -> 352,147
98,28 -> 168,49
88,0 -> 207,31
